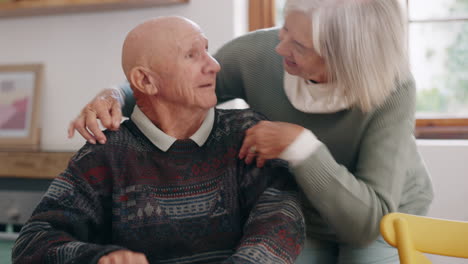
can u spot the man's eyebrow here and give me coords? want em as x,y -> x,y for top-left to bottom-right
202,37 -> 208,46
189,37 -> 208,49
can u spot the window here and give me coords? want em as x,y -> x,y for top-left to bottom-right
252,0 -> 468,139
274,0 -> 287,27
407,0 -> 468,139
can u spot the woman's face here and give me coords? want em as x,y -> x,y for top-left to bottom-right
275,10 -> 328,83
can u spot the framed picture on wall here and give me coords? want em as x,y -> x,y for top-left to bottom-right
0,0 -> 190,18
0,64 -> 43,151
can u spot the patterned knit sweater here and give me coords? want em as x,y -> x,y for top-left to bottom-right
12,109 -> 305,264
121,28 -> 434,246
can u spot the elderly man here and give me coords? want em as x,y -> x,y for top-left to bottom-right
12,17 -> 304,264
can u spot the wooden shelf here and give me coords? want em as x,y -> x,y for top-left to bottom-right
0,0 -> 188,18
0,151 -> 74,179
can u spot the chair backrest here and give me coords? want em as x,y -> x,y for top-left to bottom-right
380,212 -> 468,264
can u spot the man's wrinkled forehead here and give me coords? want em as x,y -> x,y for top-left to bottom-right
171,29 -> 207,53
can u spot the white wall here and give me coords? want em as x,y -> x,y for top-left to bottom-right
418,140 -> 468,264
0,0 -> 247,151
419,140 -> 468,221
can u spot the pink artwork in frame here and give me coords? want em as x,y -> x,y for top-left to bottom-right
0,64 -> 43,151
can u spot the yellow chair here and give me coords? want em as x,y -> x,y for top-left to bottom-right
380,212 -> 468,264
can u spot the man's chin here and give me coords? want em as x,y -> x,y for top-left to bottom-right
207,99 -> 217,109
199,97 -> 217,110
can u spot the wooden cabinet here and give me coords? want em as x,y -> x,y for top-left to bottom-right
0,0 -> 188,18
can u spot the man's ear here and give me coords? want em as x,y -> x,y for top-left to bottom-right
129,66 -> 159,95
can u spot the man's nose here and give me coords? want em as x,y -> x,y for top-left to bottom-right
204,54 -> 221,74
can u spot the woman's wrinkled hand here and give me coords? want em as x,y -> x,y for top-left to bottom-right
239,121 -> 304,168
98,250 -> 149,264
67,88 -> 123,144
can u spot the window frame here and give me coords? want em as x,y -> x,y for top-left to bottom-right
248,0 -> 276,31
248,0 -> 468,139
404,0 -> 468,139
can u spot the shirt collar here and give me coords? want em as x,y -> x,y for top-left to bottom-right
131,106 -> 214,152
283,71 -> 353,113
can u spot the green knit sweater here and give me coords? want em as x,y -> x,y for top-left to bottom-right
121,28 -> 434,246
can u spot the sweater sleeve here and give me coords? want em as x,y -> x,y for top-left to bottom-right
292,79 -> 418,246
224,161 -> 305,264
12,147 -> 124,264
213,37 -> 248,104
119,82 -> 136,117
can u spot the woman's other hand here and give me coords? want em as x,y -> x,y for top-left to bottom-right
239,121 -> 304,167
67,88 -> 123,144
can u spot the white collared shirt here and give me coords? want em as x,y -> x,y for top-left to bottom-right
283,71 -> 352,113
131,106 -> 215,152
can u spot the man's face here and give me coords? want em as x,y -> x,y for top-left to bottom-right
156,28 -> 220,110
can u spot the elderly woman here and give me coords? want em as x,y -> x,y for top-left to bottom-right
69,0 -> 434,263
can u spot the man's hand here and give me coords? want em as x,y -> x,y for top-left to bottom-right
239,121 -> 304,168
68,88 -> 123,144
98,250 -> 149,264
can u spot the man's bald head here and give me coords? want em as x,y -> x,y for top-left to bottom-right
121,16 -> 203,82
121,16 -> 219,113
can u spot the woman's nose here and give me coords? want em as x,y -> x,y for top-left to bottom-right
275,40 -> 288,57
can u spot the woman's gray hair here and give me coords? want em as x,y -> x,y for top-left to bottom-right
284,0 -> 411,112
